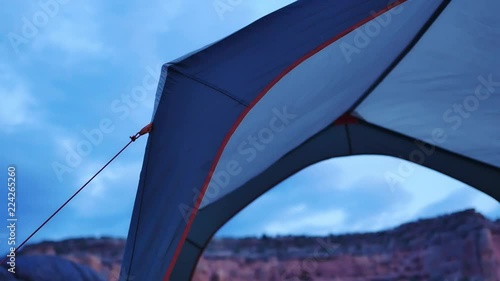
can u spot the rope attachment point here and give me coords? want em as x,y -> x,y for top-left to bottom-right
0,123 -> 154,265
130,122 -> 153,141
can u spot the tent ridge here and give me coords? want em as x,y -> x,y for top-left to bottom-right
168,65 -> 248,107
348,0 -> 452,113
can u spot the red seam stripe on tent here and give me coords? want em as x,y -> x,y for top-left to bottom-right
162,1 -> 406,280
334,113 -> 359,125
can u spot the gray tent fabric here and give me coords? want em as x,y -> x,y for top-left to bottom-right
120,0 -> 500,280
356,0 -> 500,168
198,0 -> 444,208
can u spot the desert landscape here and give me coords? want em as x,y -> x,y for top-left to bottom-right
3,209 -> 500,281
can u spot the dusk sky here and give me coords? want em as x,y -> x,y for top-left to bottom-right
1,0 -> 498,257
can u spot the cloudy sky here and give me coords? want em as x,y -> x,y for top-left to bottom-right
217,155 -> 500,237
0,0 -> 498,256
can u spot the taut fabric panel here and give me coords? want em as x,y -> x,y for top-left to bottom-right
356,0 -> 500,168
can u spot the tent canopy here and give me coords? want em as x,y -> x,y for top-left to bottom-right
120,0 -> 500,280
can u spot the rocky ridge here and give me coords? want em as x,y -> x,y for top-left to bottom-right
12,209 -> 500,281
